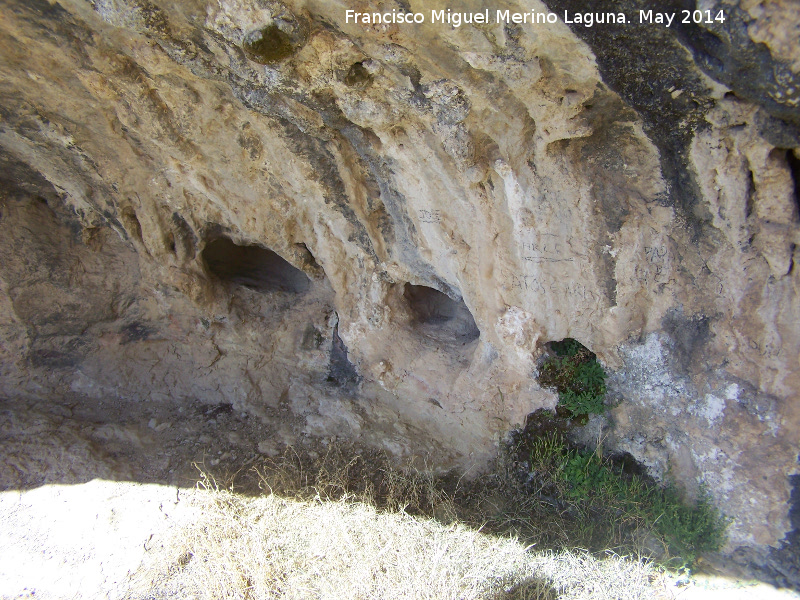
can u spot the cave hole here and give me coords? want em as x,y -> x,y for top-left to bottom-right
403,283 -> 479,344
537,338 -> 607,418
166,231 -> 176,255
344,62 -> 373,88
242,25 -> 298,64
202,236 -> 310,293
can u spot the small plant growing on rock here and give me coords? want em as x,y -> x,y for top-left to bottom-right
521,428 -> 728,569
538,338 -> 607,416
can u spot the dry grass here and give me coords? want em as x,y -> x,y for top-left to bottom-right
123,488 -> 669,600
121,443 -> 673,600
125,490 -> 556,600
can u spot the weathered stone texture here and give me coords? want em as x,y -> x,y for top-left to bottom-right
0,0 -> 797,581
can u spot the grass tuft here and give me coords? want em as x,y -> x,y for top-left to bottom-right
189,435 -> 726,572
123,445 -> 678,600
511,429 -> 728,569
538,339 -> 607,416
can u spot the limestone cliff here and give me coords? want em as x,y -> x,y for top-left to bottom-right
0,0 -> 798,583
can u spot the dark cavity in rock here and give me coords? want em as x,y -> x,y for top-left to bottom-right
403,283 -> 479,344
202,236 -> 309,293
242,24 -> 297,64
344,62 -> 373,88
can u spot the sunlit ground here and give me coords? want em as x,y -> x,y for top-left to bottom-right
0,480 -> 796,600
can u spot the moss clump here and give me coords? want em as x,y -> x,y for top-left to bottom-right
242,24 -> 296,64
538,339 -> 607,416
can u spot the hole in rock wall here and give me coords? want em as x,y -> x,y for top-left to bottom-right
202,236 -> 310,293
403,283 -> 479,344
242,25 -> 297,64
166,231 -> 176,255
537,338 -> 607,419
344,62 -> 373,88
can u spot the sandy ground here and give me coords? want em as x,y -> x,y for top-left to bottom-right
0,481 -> 198,599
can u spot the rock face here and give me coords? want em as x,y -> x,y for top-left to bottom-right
0,0 -> 798,583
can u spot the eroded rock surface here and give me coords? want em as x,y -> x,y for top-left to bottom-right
0,0 -> 797,583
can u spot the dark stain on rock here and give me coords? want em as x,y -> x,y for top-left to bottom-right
0,151 -> 62,205
120,206 -> 144,245
282,121 -> 379,262
542,0 -> 715,243
9,0 -> 97,68
748,461 -> 800,589
0,153 -> 89,242
237,131 -> 264,160
228,83 -> 381,263
301,324 -> 323,350
755,110 -> 800,149
109,54 -> 197,155
171,212 -> 197,259
661,308 -> 712,373
134,0 -> 171,36
335,124 -> 451,281
676,5 -> 800,127
28,336 -> 90,368
328,320 -> 360,389
120,321 -> 155,344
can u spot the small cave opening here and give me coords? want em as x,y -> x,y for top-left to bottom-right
403,283 -> 480,344
202,236 -> 310,293
344,62 -> 373,88
242,25 -> 298,64
537,338 -> 607,419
